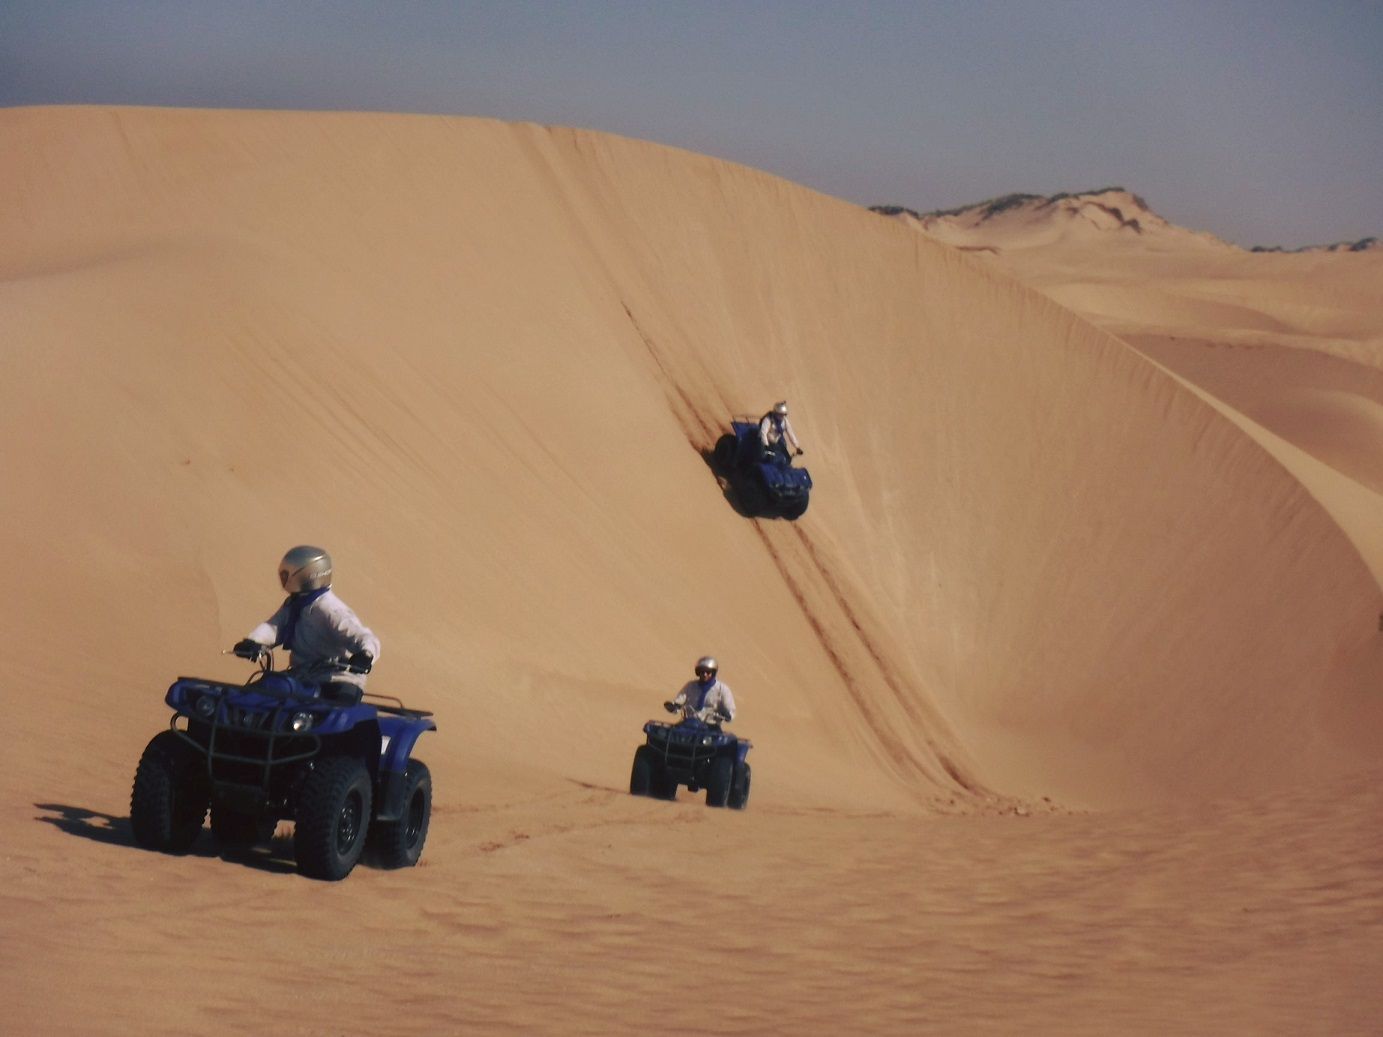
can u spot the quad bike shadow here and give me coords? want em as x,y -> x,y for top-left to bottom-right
35,802 -> 299,874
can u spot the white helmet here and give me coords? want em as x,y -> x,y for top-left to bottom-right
695,656 -> 718,678
278,545 -> 332,594
773,401 -> 789,416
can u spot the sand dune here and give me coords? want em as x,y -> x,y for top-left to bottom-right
891,188 -> 1383,587
3,108 -> 1382,1033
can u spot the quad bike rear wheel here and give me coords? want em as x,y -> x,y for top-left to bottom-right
370,760 -> 432,869
650,765 -> 678,800
210,802 -> 273,853
713,434 -> 738,472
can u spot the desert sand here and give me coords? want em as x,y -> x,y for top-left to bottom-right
2,109 -> 1381,1034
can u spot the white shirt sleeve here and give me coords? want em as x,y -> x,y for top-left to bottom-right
759,416 -> 774,447
322,596 -> 380,660
781,416 -> 800,452
714,681 -> 737,721
247,601 -> 290,646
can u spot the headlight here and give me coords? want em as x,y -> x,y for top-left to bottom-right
701,735 -> 714,746
194,695 -> 216,718
289,710 -> 315,732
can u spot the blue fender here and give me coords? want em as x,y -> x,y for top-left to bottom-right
378,713 -> 436,775
374,713 -> 436,822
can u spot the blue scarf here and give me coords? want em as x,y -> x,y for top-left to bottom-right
691,678 -> 716,710
279,587 -> 330,651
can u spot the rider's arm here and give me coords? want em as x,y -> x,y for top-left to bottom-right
247,602 -> 290,648
758,416 -> 774,448
322,596 -> 381,662
781,417 -> 801,453
715,683 -> 737,721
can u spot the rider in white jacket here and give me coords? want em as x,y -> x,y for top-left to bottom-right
758,400 -> 801,463
236,546 -> 380,691
668,656 -> 737,723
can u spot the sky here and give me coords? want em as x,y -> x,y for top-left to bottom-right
2,1 -> 1380,248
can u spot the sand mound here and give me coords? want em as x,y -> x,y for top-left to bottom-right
896,188 -> 1235,254
4,107 -> 1382,1033
4,106 -> 1377,807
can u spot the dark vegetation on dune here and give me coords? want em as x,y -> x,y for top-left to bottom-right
870,187 -> 1145,224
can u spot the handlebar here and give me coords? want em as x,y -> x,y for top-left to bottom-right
224,645 -> 371,677
662,701 -> 731,724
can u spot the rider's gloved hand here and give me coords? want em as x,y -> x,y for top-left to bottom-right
347,651 -> 374,674
795,448 -> 804,456
232,638 -> 264,660
663,701 -> 679,714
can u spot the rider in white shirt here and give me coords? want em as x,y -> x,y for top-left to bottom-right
234,546 -> 379,694
758,400 -> 802,464
666,656 -> 736,723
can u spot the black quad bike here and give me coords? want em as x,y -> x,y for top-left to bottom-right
630,702 -> 752,809
130,649 -> 436,880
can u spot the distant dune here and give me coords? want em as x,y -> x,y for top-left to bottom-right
875,187 -> 1381,255
877,187 -> 1383,584
4,109 -> 1381,1034
873,188 -> 1234,253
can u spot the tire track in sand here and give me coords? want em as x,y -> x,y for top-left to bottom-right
751,520 -> 988,800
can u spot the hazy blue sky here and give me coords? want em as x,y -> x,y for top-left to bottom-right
3,1 -> 1380,247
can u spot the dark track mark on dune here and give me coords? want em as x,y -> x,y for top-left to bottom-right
786,524 -> 985,794
480,831 -> 532,853
751,522 -> 985,799
621,300 -> 732,452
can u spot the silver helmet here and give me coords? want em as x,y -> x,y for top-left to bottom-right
695,656 -> 718,678
278,545 -> 332,594
773,401 -> 789,416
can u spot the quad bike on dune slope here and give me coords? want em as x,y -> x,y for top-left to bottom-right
130,647 -> 436,880
629,701 -> 752,809
712,417 -> 811,520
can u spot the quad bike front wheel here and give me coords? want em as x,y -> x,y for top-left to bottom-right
295,757 -> 373,881
728,761 -> 751,810
130,731 -> 209,853
706,756 -> 734,808
630,746 -> 656,796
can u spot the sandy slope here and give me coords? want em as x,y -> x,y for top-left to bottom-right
3,108 -> 1381,1034
898,190 -> 1383,586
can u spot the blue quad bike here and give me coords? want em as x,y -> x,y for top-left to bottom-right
712,419 -> 811,520
630,703 -> 752,809
130,649 -> 436,880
